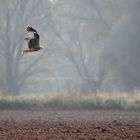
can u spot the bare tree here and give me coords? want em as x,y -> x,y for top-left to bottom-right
43,0 -> 114,94
0,0 -> 52,95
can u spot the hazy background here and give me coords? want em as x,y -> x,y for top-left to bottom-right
0,0 -> 139,96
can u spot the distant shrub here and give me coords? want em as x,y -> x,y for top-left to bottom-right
104,98 -> 127,109
0,94 -> 139,110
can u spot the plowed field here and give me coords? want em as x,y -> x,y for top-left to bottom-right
0,111 -> 140,140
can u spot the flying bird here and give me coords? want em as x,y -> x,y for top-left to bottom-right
21,27 -> 43,56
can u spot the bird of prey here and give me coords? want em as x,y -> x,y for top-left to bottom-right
21,26 -> 43,56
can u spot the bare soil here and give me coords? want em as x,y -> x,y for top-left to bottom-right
0,110 -> 140,140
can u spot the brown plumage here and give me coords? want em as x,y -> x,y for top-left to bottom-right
21,27 -> 42,56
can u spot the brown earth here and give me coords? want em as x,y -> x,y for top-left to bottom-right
0,110 -> 140,140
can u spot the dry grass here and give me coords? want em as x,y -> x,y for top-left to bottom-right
0,92 -> 140,110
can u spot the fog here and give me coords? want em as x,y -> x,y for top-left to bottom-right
0,0 -> 139,96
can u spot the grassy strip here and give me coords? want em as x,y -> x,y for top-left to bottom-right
0,94 -> 140,110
